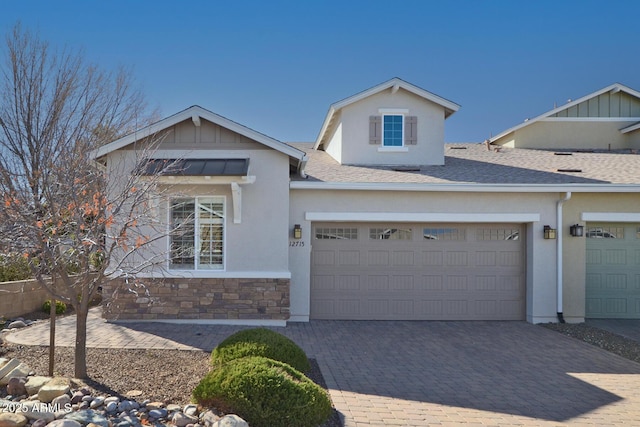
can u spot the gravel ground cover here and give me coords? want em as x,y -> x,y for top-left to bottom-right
0,315 -> 342,426
541,322 -> 640,364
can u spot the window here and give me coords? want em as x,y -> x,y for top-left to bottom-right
586,226 -> 622,239
383,115 -> 403,147
315,227 -> 358,240
370,228 -> 412,240
476,228 -> 520,241
170,197 -> 224,270
423,228 -> 465,240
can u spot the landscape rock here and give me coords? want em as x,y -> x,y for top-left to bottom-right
70,391 -> 85,404
30,419 -> 48,427
38,378 -> 70,403
46,420 -> 82,427
89,396 -> 104,409
211,415 -> 248,427
148,409 -> 168,419
6,321 -> 27,329
105,401 -> 118,413
21,402 -> 56,423
172,412 -> 198,427
183,404 -> 198,416
0,412 -> 28,427
6,377 -> 27,397
52,394 -> 71,408
64,410 -> 110,427
200,410 -> 220,427
24,376 -> 52,396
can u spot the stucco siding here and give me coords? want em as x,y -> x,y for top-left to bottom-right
504,121 -> 637,150
325,121 -> 343,164
337,88 -> 446,165
106,147 -> 291,276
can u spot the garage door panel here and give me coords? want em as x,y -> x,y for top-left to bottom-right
311,222 -> 525,320
475,252 -> 497,266
586,223 -> 640,318
392,251 -> 415,266
368,275 -> 389,291
338,250 -> 360,265
423,251 -> 444,265
368,251 -> 389,265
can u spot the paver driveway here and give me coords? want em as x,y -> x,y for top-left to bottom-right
6,312 -> 640,426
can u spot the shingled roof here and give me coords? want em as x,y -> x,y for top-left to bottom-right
292,143 -> 640,185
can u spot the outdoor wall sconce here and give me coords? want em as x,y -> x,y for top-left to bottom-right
570,224 -> 584,237
293,224 -> 302,239
543,225 -> 557,240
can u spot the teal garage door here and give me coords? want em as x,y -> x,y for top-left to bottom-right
586,223 -> 640,318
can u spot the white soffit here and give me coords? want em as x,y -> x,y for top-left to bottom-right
581,212 -> 640,222
305,212 -> 540,223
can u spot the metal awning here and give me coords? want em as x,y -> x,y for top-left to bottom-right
143,158 -> 249,176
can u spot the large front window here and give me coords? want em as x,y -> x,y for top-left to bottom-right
383,115 -> 403,147
170,197 -> 224,270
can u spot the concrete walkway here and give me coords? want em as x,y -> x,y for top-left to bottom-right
5,311 -> 640,426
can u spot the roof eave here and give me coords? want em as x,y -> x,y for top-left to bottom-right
490,83 -> 640,144
92,105 -> 306,162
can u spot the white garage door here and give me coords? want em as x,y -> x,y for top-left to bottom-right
310,223 -> 526,320
586,223 -> 640,318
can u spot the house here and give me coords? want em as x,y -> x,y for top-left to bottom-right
95,78 -> 640,325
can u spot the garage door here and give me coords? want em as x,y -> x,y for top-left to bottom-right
310,223 -> 525,320
586,223 -> 640,318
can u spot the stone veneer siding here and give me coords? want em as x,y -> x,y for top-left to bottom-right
102,277 -> 290,321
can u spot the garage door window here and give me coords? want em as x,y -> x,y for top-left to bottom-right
586,226 -> 623,238
477,228 -> 520,241
369,228 -> 412,240
423,228 -> 465,240
315,227 -> 358,240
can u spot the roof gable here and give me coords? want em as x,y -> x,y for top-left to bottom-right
92,105 -> 305,161
490,83 -> 640,143
314,78 -> 460,150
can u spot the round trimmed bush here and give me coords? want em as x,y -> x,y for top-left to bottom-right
211,328 -> 310,373
42,299 -> 67,315
193,356 -> 332,427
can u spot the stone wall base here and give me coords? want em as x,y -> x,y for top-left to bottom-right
101,277 -> 290,321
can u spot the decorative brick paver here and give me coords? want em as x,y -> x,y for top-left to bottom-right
6,311 -> 640,426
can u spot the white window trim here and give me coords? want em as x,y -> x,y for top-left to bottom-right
381,113 -> 405,148
378,146 -> 409,153
167,195 -> 227,271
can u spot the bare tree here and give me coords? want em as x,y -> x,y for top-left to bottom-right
0,23 -> 172,378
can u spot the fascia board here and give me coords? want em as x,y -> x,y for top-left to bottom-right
92,106 -> 305,161
290,181 -> 640,193
305,212 -> 540,223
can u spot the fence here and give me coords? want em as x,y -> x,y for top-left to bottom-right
0,279 -> 52,319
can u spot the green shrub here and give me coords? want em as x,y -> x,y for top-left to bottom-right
211,328 -> 310,373
193,356 -> 331,427
0,254 -> 32,282
42,299 -> 67,315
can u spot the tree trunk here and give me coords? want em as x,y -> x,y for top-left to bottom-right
74,304 -> 89,378
49,296 -> 56,376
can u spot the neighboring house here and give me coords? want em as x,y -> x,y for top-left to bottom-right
96,78 -> 640,325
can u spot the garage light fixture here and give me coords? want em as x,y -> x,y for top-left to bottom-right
570,224 -> 584,237
543,225 -> 557,240
293,224 -> 302,239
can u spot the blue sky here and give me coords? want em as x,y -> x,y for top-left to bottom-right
2,1 -> 639,143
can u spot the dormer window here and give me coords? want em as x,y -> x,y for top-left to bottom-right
370,109 -> 417,150
383,115 -> 404,147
